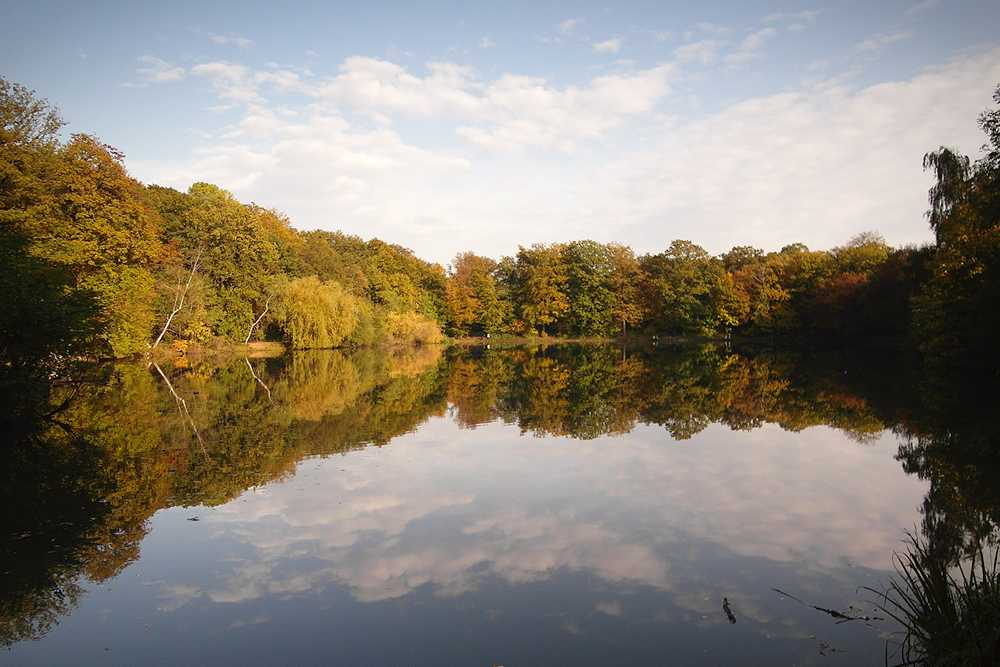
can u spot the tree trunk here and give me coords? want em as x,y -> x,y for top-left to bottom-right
152,249 -> 202,348
244,297 -> 271,344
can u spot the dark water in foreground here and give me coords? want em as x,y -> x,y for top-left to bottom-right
2,343 -> 995,666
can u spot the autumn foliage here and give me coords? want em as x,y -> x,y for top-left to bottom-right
3,76 -> 1000,379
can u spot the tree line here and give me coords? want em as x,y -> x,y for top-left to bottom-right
446,232 -> 915,340
3,76 -> 999,372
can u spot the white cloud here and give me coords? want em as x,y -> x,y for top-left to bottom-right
478,35 -> 497,48
315,58 -> 480,117
254,69 -> 302,91
556,18 -> 581,35
906,0 -> 940,16
725,27 -> 777,65
856,32 -> 913,53
580,47 -> 1000,257
136,55 -> 185,84
595,600 -> 624,616
764,10 -> 819,23
673,39 -> 724,65
153,583 -> 204,612
456,65 -> 673,152
301,57 -> 673,152
191,61 -> 259,103
697,23 -> 731,36
210,33 -> 255,49
181,110 -> 468,187
134,47 -> 1000,267
190,61 -> 303,105
593,38 -> 623,54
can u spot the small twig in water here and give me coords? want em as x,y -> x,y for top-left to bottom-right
772,588 -> 881,624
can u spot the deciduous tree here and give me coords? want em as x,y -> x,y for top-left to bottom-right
513,243 -> 569,337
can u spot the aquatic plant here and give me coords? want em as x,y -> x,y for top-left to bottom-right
867,532 -> 1000,666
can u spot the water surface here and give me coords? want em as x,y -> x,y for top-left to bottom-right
2,344 -> 938,665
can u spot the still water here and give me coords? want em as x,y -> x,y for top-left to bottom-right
2,344 -> 937,665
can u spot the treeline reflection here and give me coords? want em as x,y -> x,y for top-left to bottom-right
451,344 -> 888,441
1,342 -> 996,647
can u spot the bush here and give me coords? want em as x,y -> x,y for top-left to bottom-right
387,312 -> 443,345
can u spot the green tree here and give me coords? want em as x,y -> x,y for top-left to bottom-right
305,232 -> 448,336
48,136 -> 162,354
731,262 -> 786,330
445,252 -> 509,336
764,243 -> 835,331
513,243 -> 570,336
563,240 -> 615,337
912,85 -> 1000,371
1,81 -> 108,375
809,232 -> 893,333
2,81 -> 161,357
606,243 -> 645,336
642,240 -> 737,336
0,228 -> 105,398
0,78 -> 63,225
296,230 -> 369,294
721,246 -> 765,272
175,183 -> 283,341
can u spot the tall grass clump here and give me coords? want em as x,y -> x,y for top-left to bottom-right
867,533 -> 1000,666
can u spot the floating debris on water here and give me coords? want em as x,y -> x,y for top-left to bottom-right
772,588 -> 882,624
722,597 -> 736,624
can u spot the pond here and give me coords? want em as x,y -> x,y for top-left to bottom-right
1,343 -> 989,666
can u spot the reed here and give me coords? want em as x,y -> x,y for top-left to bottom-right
866,533 -> 1000,666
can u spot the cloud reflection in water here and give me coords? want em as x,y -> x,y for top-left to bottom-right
199,415 -> 926,611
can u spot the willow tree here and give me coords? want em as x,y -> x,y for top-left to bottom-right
912,84 -> 1000,371
281,276 -> 358,349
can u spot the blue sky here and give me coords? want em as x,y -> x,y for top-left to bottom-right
3,0 -> 999,265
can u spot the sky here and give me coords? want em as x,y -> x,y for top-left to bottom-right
3,0 -> 999,266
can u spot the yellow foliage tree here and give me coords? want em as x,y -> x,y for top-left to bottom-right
387,311 -> 444,345
282,276 -> 358,349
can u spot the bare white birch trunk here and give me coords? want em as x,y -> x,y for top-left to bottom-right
152,249 -> 202,349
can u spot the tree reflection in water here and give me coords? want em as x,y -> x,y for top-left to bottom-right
0,342 -> 996,660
